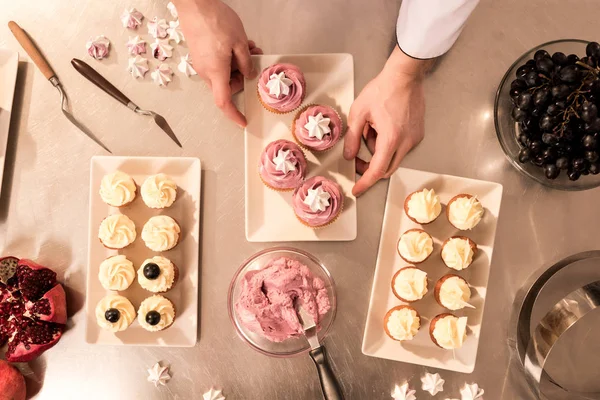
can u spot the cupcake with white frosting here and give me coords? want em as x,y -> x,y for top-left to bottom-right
98,214 -> 137,249
391,266 -> 428,303
429,314 -> 468,349
383,305 -> 421,341
137,295 -> 176,332
141,174 -> 177,209
397,229 -> 433,264
446,194 -> 484,230
404,188 -> 442,224
95,294 -> 136,332
441,236 -> 477,271
141,215 -> 180,251
98,255 -> 136,291
434,274 -> 473,311
137,256 -> 178,293
99,171 -> 137,207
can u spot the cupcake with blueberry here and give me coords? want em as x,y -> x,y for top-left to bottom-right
98,255 -> 136,291
292,104 -> 343,152
137,256 -> 178,293
258,139 -> 307,191
141,173 -> 177,209
95,294 -> 136,332
404,188 -> 442,224
257,63 -> 306,114
429,313 -> 468,349
446,194 -> 484,230
141,215 -> 180,252
383,305 -> 421,342
441,236 -> 477,271
138,294 -> 176,332
434,274 -> 474,311
98,214 -> 137,249
292,176 -> 343,228
391,266 -> 428,303
99,171 -> 137,207
397,229 -> 433,264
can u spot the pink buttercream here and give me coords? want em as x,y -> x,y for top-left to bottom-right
258,63 -> 306,113
292,176 -> 343,227
258,139 -> 307,190
235,256 -> 331,342
294,105 -> 343,151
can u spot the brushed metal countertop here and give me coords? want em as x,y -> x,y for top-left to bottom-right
1,0 -> 600,398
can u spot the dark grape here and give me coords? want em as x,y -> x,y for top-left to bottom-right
530,140 -> 543,153
533,88 -> 551,107
518,148 -> 532,163
517,92 -> 533,110
583,134 -> 597,149
585,151 -> 599,162
539,114 -> 556,131
581,56 -> 597,68
542,133 -> 558,145
542,147 -> 557,162
524,117 -> 539,132
533,155 -> 545,166
544,164 -> 560,179
568,169 -> 581,181
589,162 -> 600,175
583,169 -> 590,175
581,105 -> 598,122
531,107 -> 543,118
585,118 -> 600,133
525,71 -> 541,87
512,107 -> 527,122
555,100 -> 567,109
567,54 -> 580,64
586,42 -> 600,58
517,65 -> 535,79
536,57 -> 554,74
551,84 -> 571,99
526,59 -> 537,67
552,52 -> 568,66
534,50 -> 550,62
556,157 -> 569,170
519,133 -> 530,147
559,65 -> 579,83
511,78 -> 528,91
546,104 -> 561,116
573,158 -> 588,171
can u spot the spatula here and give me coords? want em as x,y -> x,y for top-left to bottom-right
296,304 -> 344,400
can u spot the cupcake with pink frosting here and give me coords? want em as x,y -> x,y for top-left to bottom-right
259,140 -> 307,191
257,63 -> 306,114
292,104 -> 343,152
292,176 -> 343,228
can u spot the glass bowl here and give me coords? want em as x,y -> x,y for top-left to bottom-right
227,247 -> 337,358
494,38 -> 600,191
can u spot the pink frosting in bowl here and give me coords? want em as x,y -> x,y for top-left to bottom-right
259,139 -> 307,190
293,105 -> 343,151
292,176 -> 343,227
235,256 -> 331,343
257,63 -> 306,113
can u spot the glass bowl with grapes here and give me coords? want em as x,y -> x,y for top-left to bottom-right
495,39 -> 600,190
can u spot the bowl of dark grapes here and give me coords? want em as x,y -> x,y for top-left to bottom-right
495,39 -> 600,190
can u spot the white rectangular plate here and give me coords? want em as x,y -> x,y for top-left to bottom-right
244,54 -> 357,242
362,168 -> 503,372
85,156 -> 201,346
0,49 -> 19,198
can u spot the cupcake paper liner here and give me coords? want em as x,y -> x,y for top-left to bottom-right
290,104 -> 344,153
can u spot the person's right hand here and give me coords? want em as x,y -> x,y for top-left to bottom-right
176,0 -> 263,127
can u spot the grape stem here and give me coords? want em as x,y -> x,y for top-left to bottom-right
575,61 -> 599,74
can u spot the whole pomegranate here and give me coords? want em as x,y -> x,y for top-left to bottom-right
0,360 -> 26,400
0,257 -> 66,362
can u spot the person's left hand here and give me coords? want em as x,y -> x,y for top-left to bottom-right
344,46 -> 432,196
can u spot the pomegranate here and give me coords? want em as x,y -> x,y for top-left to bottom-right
0,361 -> 26,400
0,257 -> 66,363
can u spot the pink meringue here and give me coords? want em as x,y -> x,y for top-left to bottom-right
147,17 -> 169,39
151,63 -> 173,87
126,36 -> 146,55
151,39 -> 173,61
120,8 -> 144,29
86,36 -> 110,60
128,55 -> 149,79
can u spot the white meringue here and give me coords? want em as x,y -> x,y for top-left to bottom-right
167,2 -> 178,18
421,372 -> 445,396
151,63 -> 174,87
178,54 -> 197,77
127,55 -> 149,79
151,39 -> 173,61
460,383 -> 484,400
126,35 -> 146,55
147,17 -> 169,39
86,36 -> 110,60
391,383 -> 416,400
121,8 -> 144,29
147,362 -> 171,387
167,20 -> 185,44
203,388 -> 225,400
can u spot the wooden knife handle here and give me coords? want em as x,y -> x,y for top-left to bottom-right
8,21 -> 55,80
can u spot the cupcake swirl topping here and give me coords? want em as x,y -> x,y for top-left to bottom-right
303,186 -> 331,212
99,171 -> 136,207
141,174 -> 177,208
386,307 -> 420,341
442,237 -> 475,270
98,214 -> 136,249
142,215 -> 180,252
407,188 -> 441,224
138,256 -> 175,293
448,196 -> 484,230
138,295 -> 175,332
438,276 -> 473,310
393,267 -> 428,301
266,72 -> 293,97
294,105 -> 343,151
432,315 -> 468,349
95,294 -> 136,332
98,255 -> 135,291
398,230 -> 433,263
259,140 -> 307,190
293,176 -> 343,227
258,64 -> 305,113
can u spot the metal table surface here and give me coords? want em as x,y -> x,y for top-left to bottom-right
1,0 -> 599,399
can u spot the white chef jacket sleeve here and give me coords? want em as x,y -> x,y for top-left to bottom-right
396,0 -> 480,59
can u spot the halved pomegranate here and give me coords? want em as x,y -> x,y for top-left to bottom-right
0,256 -> 66,363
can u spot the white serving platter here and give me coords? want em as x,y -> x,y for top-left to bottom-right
244,54 -> 357,242
362,167 -> 503,372
85,156 -> 201,346
0,49 -> 19,198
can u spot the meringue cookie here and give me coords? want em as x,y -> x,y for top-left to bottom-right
391,383 -> 416,400
147,17 -> 169,39
121,8 -> 144,29
203,388 -> 225,400
167,1 -> 178,18
421,372 -> 445,396
86,35 -> 110,60
128,55 -> 149,79
147,362 -> 171,387
151,63 -> 174,87
178,54 -> 197,77
151,39 -> 173,61
167,20 -> 184,44
460,383 -> 484,400
126,35 -> 147,55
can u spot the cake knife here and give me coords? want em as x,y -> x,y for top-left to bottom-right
70,59 -> 182,148
296,304 -> 344,400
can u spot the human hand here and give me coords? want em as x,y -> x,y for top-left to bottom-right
343,46 -> 433,196
176,0 -> 263,127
